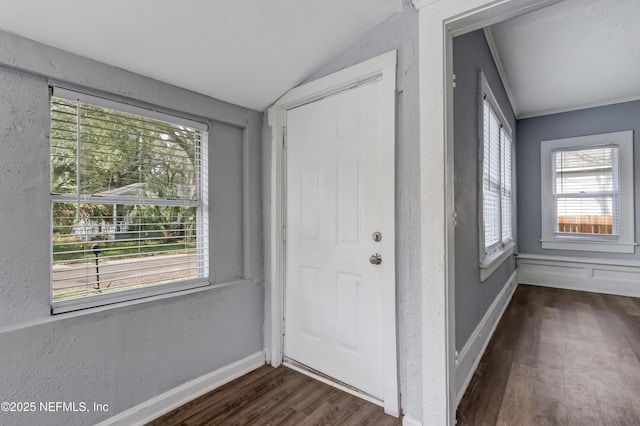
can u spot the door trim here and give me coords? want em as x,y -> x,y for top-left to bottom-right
412,0 -> 564,424
267,50 -> 398,416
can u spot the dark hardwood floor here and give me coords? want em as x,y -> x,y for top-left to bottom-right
147,365 -> 401,426
457,284 -> 640,426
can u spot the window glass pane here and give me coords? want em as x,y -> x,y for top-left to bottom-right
488,107 -> 501,186
556,197 -> 614,235
482,101 -> 490,185
52,202 -> 201,301
51,97 -> 201,201
483,98 -> 503,251
484,189 -> 501,247
555,146 -> 615,194
50,92 -> 207,306
501,131 -> 512,242
51,100 -> 78,193
553,145 -> 619,235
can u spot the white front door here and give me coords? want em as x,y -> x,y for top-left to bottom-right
284,79 -> 393,400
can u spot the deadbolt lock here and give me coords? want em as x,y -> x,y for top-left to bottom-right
369,253 -> 382,265
372,231 -> 382,242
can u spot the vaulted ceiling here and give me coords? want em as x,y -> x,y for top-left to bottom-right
0,0 -> 402,111
4,1 -> 634,118
488,0 -> 640,118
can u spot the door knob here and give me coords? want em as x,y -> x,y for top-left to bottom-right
369,253 -> 382,265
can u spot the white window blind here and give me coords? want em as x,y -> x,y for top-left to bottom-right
483,99 -> 502,250
553,145 -> 619,237
482,96 -> 513,256
50,89 -> 208,307
501,130 -> 513,243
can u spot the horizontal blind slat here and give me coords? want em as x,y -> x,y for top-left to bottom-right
52,87 -> 208,131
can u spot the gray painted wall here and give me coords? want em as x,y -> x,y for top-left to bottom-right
0,30 -> 264,425
262,2 -> 423,418
302,4 -> 423,419
517,100 -> 640,260
453,30 -> 517,350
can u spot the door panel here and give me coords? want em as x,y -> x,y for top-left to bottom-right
337,159 -> 360,243
285,80 -> 387,398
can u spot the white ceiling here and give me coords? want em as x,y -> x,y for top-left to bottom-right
488,0 -> 640,118
0,0 -> 402,111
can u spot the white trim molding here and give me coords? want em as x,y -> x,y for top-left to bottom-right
266,50 -> 399,416
480,243 -> 514,282
455,271 -> 518,406
94,351 -> 265,426
517,253 -> 640,298
482,27 -> 519,118
539,240 -> 637,254
518,94 -> 640,120
402,415 -> 423,426
415,1 -> 560,424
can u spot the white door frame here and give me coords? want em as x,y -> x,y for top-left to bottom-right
412,0 -> 564,425
266,51 -> 399,415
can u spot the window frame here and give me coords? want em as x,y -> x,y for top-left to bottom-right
478,72 -> 515,281
540,130 -> 635,253
49,87 -> 210,314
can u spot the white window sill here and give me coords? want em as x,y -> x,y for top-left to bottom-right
52,278 -> 212,315
541,239 -> 636,254
480,242 -> 515,282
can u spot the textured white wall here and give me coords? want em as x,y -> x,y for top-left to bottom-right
0,30 -> 264,425
0,68 -> 51,327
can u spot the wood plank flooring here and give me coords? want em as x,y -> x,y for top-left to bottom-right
457,284 -> 640,426
147,365 -> 401,426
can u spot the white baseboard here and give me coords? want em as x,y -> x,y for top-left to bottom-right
95,351 -> 265,426
402,414 -> 422,426
455,271 -> 518,406
517,253 -> 640,298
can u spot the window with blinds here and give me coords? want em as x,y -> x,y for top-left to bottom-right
553,145 -> 619,237
50,88 -> 209,310
540,130 -> 633,253
482,94 -> 513,256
